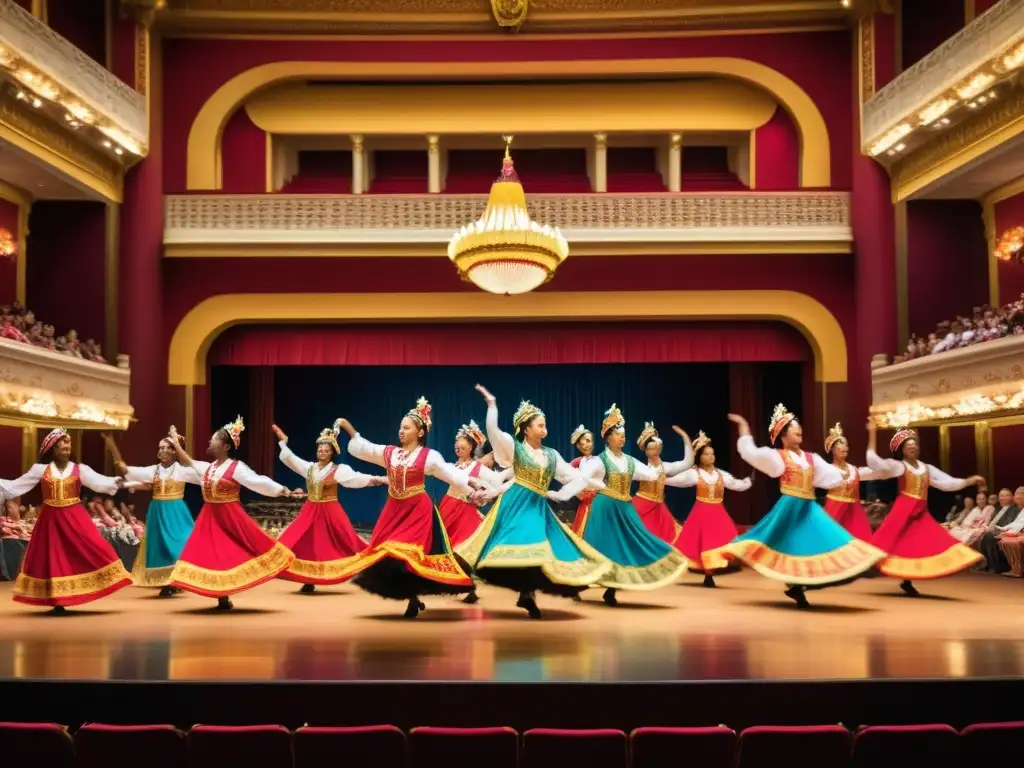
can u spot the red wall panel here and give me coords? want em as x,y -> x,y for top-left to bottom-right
991,424 -> 1024,494
47,0 -> 107,69
755,106 -> 800,190
222,108 -> 267,194
900,0 -> 964,70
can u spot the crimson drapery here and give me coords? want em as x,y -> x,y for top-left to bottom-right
208,322 -> 811,367
728,363 -> 765,525
247,368 -> 276,478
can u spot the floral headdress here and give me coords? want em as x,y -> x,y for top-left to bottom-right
39,427 -> 68,456
406,396 -> 433,433
824,422 -> 847,454
768,403 -> 797,443
513,400 -> 544,435
691,430 -> 711,453
636,421 -> 661,449
569,424 -> 592,446
889,428 -> 917,454
222,415 -> 245,448
456,419 -> 486,446
316,419 -> 342,454
601,403 -> 625,437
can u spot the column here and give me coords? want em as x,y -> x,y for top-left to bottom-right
21,426 -> 37,473
427,135 -> 441,193
668,133 -> 682,193
593,133 -> 608,193
351,135 -> 365,195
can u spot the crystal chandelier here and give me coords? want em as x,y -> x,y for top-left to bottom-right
448,136 -> 569,295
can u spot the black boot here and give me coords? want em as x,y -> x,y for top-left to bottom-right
516,591 -> 543,619
703,573 -> 717,588
51,605 -> 67,615
899,580 -> 920,597
784,585 -> 810,608
158,586 -> 175,598
216,597 -> 233,611
462,588 -> 479,604
572,593 -> 584,603
300,583 -> 315,594
403,598 -> 421,618
602,588 -> 619,606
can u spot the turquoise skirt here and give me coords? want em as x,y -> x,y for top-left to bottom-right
720,494 -> 884,586
578,494 -> 688,589
457,482 -> 610,597
132,498 -> 194,587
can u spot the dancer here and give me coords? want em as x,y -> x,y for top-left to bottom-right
568,425 -> 597,534
337,398 -> 486,618
457,385 -> 611,619
631,422 -> 695,546
865,423 -> 985,595
103,432 -> 197,597
1,429 -> 133,611
577,405 -> 689,605
668,430 -> 751,587
821,423 -> 877,542
721,407 -> 885,607
273,421 -> 386,593
165,419 -> 297,610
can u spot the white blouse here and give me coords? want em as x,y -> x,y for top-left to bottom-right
1,462 -> 123,500
736,434 -> 843,489
666,466 -> 752,492
187,458 -> 288,497
865,451 -> 975,492
122,462 -> 199,487
580,451 -> 663,484
348,434 -> 472,494
278,441 -> 378,489
450,460 -> 513,490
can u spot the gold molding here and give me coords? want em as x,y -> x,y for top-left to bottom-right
20,425 -> 37,473
964,0 -> 975,25
30,0 -> 47,23
183,382 -> 194,457
975,420 -> 992,486
748,129 -> 757,190
894,199 -> 908,349
981,173 -> 1024,306
104,202 -> 120,358
859,14 -> 875,104
0,180 -> 32,306
186,58 -> 832,191
938,424 -> 950,472
264,131 -> 273,193
167,290 -> 849,387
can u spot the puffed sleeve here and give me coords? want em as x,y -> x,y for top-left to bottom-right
186,459 -> 212,484
736,435 -> 785,478
78,464 -> 122,495
664,467 -> 698,489
425,450 -> 472,494
925,463 -> 977,492
278,441 -> 312,476
333,462 -> 379,489
631,461 -> 662,483
347,433 -> 387,469
810,454 -> 844,490
232,461 -> 289,497
865,450 -> 904,479
475,464 -> 513,489
662,439 -> 695,476
549,452 -> 594,501
485,403 -> 515,468
122,464 -> 158,485
721,469 -> 753,492
0,464 -> 45,499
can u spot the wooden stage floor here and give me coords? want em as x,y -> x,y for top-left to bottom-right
3,569 -> 1024,684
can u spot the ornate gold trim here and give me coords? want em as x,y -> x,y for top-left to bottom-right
0,180 -> 31,304
104,202 -> 120,357
938,424 -> 950,472
859,14 -> 875,103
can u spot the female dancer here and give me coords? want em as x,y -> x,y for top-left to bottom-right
103,432 -> 196,597
568,425 -> 597,534
578,405 -> 689,605
273,420 -> 386,593
1,429 -> 133,611
668,430 -> 751,587
721,406 -> 885,607
457,385 -> 611,619
865,423 -> 985,595
821,423 -> 875,542
631,422 -> 695,546
165,418 -> 297,610
337,398 -> 486,618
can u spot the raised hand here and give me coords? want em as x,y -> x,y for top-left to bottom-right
727,413 -> 750,437
336,418 -> 356,437
168,425 -> 180,442
475,384 -> 496,404
671,425 -> 690,441
468,488 -> 488,506
370,476 -> 388,486
272,424 -> 287,442
967,475 -> 986,487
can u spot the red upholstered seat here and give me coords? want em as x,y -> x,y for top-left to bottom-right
0,722 -> 75,768
738,725 -> 852,768
410,726 -> 518,768
522,728 -> 628,768
294,725 -> 407,768
631,726 -> 737,768
75,724 -> 186,768
852,725 -> 960,768
961,721 -> 1024,759
188,724 -> 292,768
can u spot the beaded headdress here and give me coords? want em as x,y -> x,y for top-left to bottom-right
691,430 -> 711,453
513,400 -> 544,435
221,415 -> 245,448
569,424 -> 592,446
601,403 -> 625,437
824,422 -> 848,454
456,419 -> 486,446
406,397 -> 433,433
316,419 -> 342,454
39,427 -> 68,456
768,403 -> 797,443
636,421 -> 661,449
889,428 -> 917,454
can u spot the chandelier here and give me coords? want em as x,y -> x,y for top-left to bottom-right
0,228 -> 16,262
448,136 -> 569,295
995,226 -> 1024,264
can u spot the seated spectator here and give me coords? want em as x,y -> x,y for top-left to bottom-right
949,491 -> 993,545
897,294 -> 1024,362
943,494 -> 969,527
979,487 -> 1024,575
976,489 -> 1020,571
0,302 -> 108,363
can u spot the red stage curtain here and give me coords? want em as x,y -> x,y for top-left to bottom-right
208,322 -> 810,367
728,362 -> 765,525
247,368 -> 276,477
991,425 -> 1023,494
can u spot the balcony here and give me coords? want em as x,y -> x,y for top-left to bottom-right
0,339 -> 133,430
869,334 -> 1024,428
163,192 -> 852,257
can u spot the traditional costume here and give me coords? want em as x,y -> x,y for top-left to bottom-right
457,399 -> 610,616
668,431 -> 751,578
577,406 -> 689,601
344,398 -> 475,611
820,423 -> 876,542
169,417 -> 295,599
630,422 -> 695,546
2,429 -> 132,607
275,420 -> 378,586
720,405 -> 884,603
439,420 -> 512,548
568,425 -> 597,534
866,429 -> 983,586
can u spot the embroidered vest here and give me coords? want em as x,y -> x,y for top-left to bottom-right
899,464 -> 929,500
826,464 -> 860,503
636,464 -> 666,503
778,450 -> 815,500
598,451 -> 635,502
305,463 -> 339,503
696,468 -> 726,504
384,445 -> 427,500
152,464 -> 186,501
201,460 -> 241,503
513,440 -> 556,495
446,461 -> 481,502
42,463 -> 81,508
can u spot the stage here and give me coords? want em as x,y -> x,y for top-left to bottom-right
2,570 -> 1024,729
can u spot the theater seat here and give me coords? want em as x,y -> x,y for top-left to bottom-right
631,726 -> 737,768
188,724 -> 292,768
0,722 -> 75,768
75,724 -> 186,768
410,726 -> 518,768
961,721 -> 1024,760
523,728 -> 628,768
738,725 -> 852,768
294,725 -> 408,768
852,725 -> 960,768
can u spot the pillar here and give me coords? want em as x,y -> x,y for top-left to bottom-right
668,133 -> 682,193
427,135 -> 441,193
351,135 -> 365,195
593,133 -> 607,193
975,421 -> 993,485
21,426 -> 37,473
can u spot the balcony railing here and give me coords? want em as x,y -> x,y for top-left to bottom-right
0,339 -> 133,430
870,335 -> 1024,428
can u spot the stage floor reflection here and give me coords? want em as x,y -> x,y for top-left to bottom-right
2,571 -> 1024,683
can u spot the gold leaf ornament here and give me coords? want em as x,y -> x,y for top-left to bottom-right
491,0 -> 528,29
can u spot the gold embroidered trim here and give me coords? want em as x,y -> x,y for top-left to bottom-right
695,495 -> 724,504
354,539 -> 471,583
305,495 -> 339,503
599,487 -> 633,502
596,547 -> 689,590
44,497 -> 81,508
388,485 -> 426,500
170,541 -> 294,592
826,493 -> 857,503
721,538 -> 885,585
153,493 -> 185,501
635,490 -> 665,503
779,485 -> 816,500
878,544 -> 983,580
14,560 -> 132,599
129,536 -> 175,587
285,553 -> 363,581
201,493 -> 240,503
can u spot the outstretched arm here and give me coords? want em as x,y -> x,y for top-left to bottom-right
233,461 -> 292,497
729,414 -> 785,478
661,426 -> 695,475
338,418 -> 388,469
0,464 -> 45,500
476,384 -> 515,467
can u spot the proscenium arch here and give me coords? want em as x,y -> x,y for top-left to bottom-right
168,290 -> 848,386
187,58 -> 832,190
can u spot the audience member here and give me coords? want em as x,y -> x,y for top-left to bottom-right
899,294 -> 1024,362
0,302 -> 108,363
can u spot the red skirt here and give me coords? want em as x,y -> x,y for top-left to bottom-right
277,500 -> 367,585
437,495 -> 484,548
823,498 -> 873,542
871,495 -> 983,579
13,502 -> 132,607
571,492 -> 596,535
632,497 -> 682,547
170,501 -> 295,597
348,492 -> 472,600
676,500 -> 739,571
